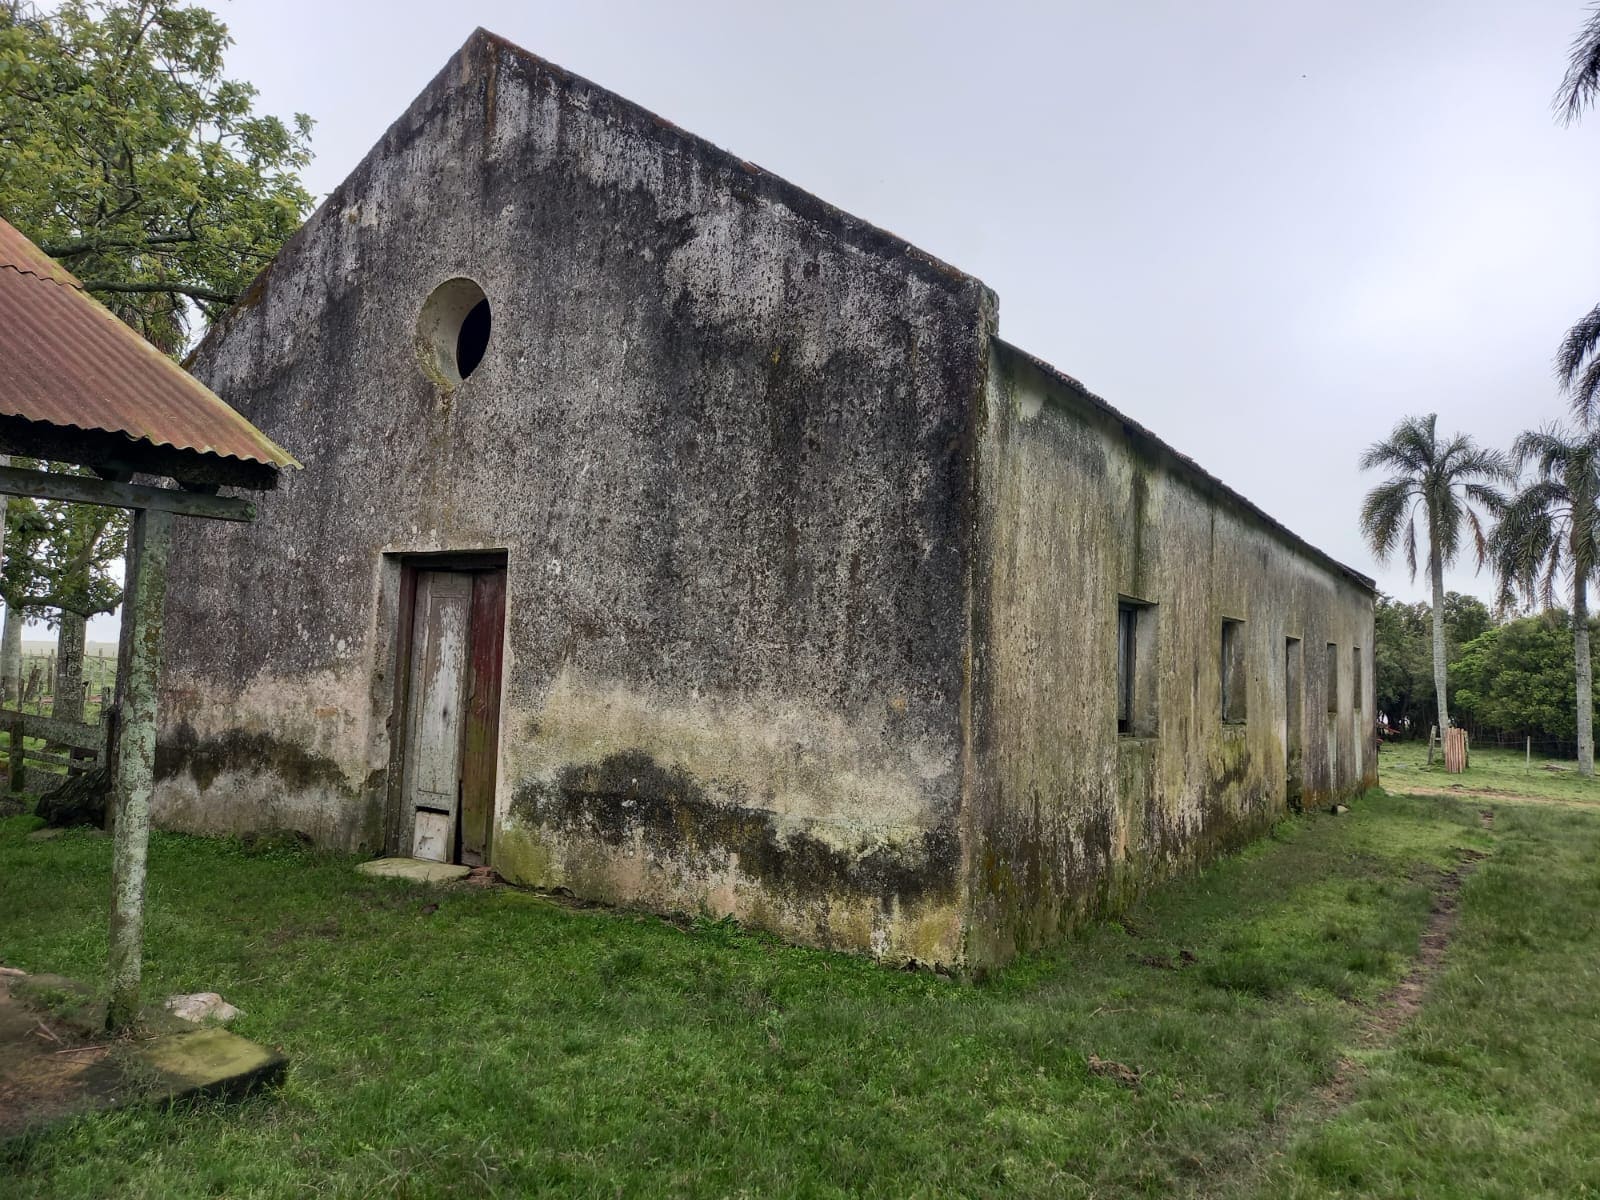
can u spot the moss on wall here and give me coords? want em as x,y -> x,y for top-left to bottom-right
965,343 -> 1375,967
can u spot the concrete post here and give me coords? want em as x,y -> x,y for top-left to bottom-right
105,506 -> 172,1031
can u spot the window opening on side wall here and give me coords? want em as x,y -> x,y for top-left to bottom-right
1221,618 -> 1247,724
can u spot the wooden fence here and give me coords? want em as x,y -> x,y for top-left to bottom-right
0,707 -> 110,793
13,648 -> 116,716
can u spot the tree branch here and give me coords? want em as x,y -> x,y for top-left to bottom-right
40,232 -> 198,258
79,279 -> 237,304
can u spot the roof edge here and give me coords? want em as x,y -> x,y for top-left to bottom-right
993,338 -> 1376,594
465,28 -> 993,301
189,26 -> 998,366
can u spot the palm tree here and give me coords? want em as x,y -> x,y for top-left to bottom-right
1359,414 -> 1510,742
1553,9 -> 1600,419
1490,425 -> 1600,776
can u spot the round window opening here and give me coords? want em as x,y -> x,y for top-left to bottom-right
417,277 -> 492,385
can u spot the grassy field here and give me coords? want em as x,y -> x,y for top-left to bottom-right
1381,738 -> 1600,805
2,786 -> 1597,1197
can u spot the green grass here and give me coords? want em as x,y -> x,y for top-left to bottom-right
1,790 -> 1596,1198
1381,739 -> 1600,805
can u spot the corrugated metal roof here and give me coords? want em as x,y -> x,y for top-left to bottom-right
0,217 -> 299,471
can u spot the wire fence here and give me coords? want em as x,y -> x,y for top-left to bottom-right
1460,729 -> 1584,760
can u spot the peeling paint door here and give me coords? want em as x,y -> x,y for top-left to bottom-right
403,571 -> 472,861
398,564 -> 508,865
458,570 -> 506,867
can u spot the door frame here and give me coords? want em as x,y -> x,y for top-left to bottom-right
382,549 -> 509,859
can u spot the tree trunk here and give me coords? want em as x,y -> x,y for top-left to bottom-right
1,602 -> 22,708
1429,538 -> 1450,737
54,609 -> 85,723
1576,576 -> 1594,777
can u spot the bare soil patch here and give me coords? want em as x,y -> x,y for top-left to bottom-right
0,974 -> 126,1139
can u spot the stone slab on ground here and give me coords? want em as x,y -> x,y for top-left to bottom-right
356,857 -> 471,883
0,971 -> 285,1138
134,1026 -> 284,1104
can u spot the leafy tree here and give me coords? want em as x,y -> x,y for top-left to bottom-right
1374,595 -> 1432,735
1453,611 -> 1598,748
1442,591 -> 1494,647
0,489 -> 47,704
0,0 -> 314,351
1373,591 -> 1496,737
1359,414 -> 1510,739
0,0 -> 312,710
1489,425 -> 1600,775
0,468 -> 125,714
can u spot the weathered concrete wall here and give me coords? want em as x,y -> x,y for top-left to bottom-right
155,31 -> 994,963
965,344 -> 1376,966
154,28 -> 1377,971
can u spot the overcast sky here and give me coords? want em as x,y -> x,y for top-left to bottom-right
77,0 -> 1600,637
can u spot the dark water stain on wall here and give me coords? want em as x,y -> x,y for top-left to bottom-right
511,750 -> 961,907
156,722 -> 357,798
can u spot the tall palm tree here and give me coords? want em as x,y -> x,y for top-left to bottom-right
1359,414 -> 1510,741
1490,425 -> 1600,776
1553,8 -> 1600,419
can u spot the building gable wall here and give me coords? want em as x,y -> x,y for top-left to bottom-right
155,33 -> 993,963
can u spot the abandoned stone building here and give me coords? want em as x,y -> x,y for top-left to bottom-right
153,30 -> 1376,968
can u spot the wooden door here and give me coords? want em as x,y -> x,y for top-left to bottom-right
403,571 -> 472,861
398,564 -> 507,865
458,570 -> 505,867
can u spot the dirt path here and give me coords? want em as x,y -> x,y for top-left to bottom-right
1200,840 -> 1488,1196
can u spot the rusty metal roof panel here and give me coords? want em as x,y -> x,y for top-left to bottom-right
0,217 -> 299,471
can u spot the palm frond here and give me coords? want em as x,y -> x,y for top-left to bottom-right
1358,477 -> 1415,565
1433,487 -> 1463,567
1543,545 -> 1563,610
1461,481 -> 1508,516
1358,414 -> 1435,474
1464,506 -> 1493,570
1557,2 -> 1600,125
1511,425 -> 1571,478
1559,306 -> 1600,423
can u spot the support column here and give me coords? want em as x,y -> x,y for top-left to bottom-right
105,507 -> 172,1031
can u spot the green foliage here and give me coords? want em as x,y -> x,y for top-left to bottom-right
0,0 -> 314,352
1373,592 -> 1497,735
1441,591 -> 1493,645
0,462 -> 126,621
1452,611 -> 1598,743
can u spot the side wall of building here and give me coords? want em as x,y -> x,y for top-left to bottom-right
154,34 -> 993,963
965,344 -> 1376,966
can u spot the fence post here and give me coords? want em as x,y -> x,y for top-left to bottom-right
105,507 -> 172,1031
8,717 -> 22,794
1527,735 -> 1531,774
